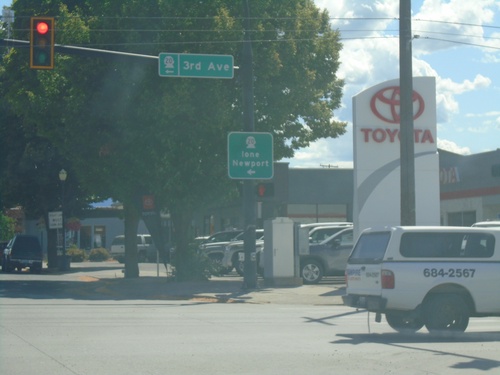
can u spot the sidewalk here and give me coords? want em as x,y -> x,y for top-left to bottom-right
65,262 -> 346,305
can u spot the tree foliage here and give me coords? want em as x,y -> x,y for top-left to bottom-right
0,213 -> 16,241
1,0 -> 345,279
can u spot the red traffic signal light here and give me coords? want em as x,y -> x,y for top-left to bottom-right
255,183 -> 274,198
30,17 -> 55,69
36,21 -> 49,34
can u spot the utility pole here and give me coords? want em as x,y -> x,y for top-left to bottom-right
399,0 -> 416,226
241,0 -> 257,289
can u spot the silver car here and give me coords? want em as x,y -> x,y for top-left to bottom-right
221,229 -> 264,276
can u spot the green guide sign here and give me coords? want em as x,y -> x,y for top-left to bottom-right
227,132 -> 273,179
159,53 -> 234,79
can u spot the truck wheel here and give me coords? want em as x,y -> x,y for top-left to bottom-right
386,313 -> 424,333
424,294 -> 469,333
301,259 -> 323,284
3,258 -> 13,272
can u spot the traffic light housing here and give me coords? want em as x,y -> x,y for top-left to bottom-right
30,17 -> 55,69
255,183 -> 274,198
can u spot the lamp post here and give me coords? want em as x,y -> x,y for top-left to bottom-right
59,169 -> 67,259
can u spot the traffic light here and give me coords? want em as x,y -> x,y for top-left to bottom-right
30,17 -> 55,69
255,183 -> 274,198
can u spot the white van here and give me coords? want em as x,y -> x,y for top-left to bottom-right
343,226 -> 500,334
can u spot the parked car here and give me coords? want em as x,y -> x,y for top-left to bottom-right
300,227 -> 354,284
200,230 -> 243,246
472,221 -> 500,228
191,236 -> 209,246
110,234 -> 157,263
300,222 -> 353,231
2,234 -> 43,273
221,229 -> 265,276
308,224 -> 353,244
198,230 -> 244,272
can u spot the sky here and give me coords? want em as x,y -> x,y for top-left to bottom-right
2,0 -> 499,169
287,0 -> 500,168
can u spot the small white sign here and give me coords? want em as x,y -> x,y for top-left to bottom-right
49,211 -> 63,229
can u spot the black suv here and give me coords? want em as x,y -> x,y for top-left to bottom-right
2,235 -> 43,273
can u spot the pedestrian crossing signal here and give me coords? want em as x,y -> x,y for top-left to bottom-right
255,183 -> 274,197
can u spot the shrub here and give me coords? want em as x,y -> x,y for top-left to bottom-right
88,247 -> 110,262
66,246 -> 86,262
172,242 -> 213,281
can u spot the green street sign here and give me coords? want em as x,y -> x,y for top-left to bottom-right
228,132 -> 273,179
159,53 -> 233,79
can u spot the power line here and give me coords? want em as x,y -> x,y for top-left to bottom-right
413,18 -> 500,30
3,14 -> 499,51
417,36 -> 500,50
413,29 -> 500,41
4,14 -> 499,30
4,34 -> 498,51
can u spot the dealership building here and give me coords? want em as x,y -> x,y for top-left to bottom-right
196,148 -> 500,234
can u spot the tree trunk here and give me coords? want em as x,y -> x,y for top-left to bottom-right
170,207 -> 196,281
123,202 -> 139,278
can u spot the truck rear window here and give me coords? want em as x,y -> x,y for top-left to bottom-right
349,231 -> 390,263
13,236 -> 41,252
400,232 -> 495,258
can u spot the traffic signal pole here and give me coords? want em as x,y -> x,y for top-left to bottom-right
399,0 -> 416,226
1,38 -> 159,65
241,0 -> 257,289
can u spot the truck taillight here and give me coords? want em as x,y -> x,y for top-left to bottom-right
381,269 -> 395,289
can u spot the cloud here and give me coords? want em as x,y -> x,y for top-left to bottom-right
465,110 -> 500,118
438,74 -> 491,94
464,111 -> 500,132
437,138 -> 472,154
283,132 -> 354,169
435,74 -> 492,122
295,0 -> 500,166
413,0 -> 497,54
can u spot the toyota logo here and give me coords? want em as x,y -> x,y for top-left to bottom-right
370,86 -> 425,124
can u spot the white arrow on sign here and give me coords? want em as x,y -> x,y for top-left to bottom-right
247,169 -> 256,175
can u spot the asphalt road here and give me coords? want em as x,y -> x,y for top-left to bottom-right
1,262 -> 500,375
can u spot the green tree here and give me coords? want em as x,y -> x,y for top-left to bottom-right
0,101 -> 94,266
0,213 -> 15,241
2,0 -> 345,279
0,53 -> 94,267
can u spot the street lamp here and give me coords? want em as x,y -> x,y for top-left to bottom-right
59,169 -> 67,259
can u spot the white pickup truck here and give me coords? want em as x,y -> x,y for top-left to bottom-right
343,226 -> 500,334
110,234 -> 157,263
